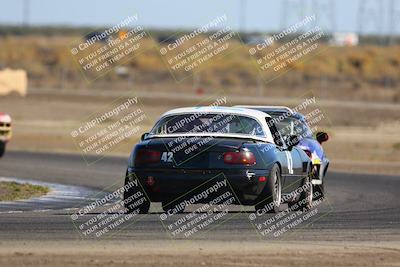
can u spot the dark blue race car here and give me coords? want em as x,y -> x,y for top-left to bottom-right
236,106 -> 329,200
123,107 -> 313,215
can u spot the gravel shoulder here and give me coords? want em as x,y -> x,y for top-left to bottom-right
0,181 -> 49,201
1,240 -> 399,267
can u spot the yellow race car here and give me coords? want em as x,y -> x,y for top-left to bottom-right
0,112 -> 12,157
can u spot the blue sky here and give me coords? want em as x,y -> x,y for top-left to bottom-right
0,0 -> 396,34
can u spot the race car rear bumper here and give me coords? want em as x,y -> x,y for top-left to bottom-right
126,167 -> 269,205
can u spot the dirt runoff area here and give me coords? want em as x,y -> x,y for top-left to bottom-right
0,240 -> 399,267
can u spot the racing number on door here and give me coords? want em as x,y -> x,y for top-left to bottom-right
285,152 -> 294,174
161,152 -> 173,162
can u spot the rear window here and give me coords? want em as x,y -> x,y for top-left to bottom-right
150,113 -> 265,137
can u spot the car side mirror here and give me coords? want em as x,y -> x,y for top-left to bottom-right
287,135 -> 300,151
316,132 -> 329,144
141,132 -> 149,141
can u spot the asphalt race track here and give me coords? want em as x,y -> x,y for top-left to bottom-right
0,150 -> 399,242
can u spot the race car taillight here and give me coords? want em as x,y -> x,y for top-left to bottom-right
223,151 -> 256,165
146,176 -> 155,186
303,149 -> 312,158
135,150 -> 161,165
259,176 -> 267,182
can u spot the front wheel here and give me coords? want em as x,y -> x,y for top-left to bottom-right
0,142 -> 5,157
290,174 -> 313,211
311,164 -> 325,201
255,164 -> 282,213
313,183 -> 324,201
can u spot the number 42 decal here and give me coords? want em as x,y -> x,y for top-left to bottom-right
161,152 -> 173,162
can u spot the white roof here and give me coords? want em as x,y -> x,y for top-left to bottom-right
156,106 -> 274,143
162,106 -> 271,120
234,105 -> 294,113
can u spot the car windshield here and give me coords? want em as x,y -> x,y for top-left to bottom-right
150,113 -> 265,137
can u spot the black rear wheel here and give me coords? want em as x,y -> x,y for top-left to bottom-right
255,164 -> 281,213
123,170 -> 150,214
